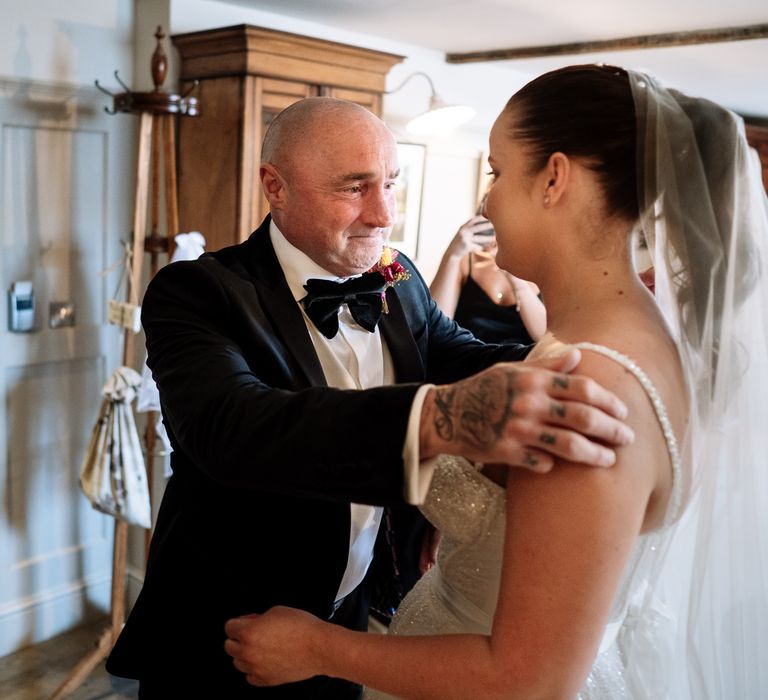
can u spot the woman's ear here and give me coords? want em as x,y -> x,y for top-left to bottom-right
542,152 -> 570,207
260,164 -> 287,209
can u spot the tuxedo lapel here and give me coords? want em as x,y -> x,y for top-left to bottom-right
234,218 -> 424,387
239,219 -> 327,388
379,288 -> 425,383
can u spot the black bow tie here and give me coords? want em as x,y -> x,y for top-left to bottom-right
302,273 -> 387,339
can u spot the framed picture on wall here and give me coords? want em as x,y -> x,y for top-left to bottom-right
391,142 -> 426,258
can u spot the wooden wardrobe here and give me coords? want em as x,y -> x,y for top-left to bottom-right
171,24 -> 403,252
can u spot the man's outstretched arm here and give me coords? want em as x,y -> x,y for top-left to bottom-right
419,349 -> 634,472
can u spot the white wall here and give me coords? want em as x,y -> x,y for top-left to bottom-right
0,0 -> 138,657
0,1 -> 134,87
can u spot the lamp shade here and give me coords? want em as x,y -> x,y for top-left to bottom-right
406,95 -> 476,136
387,72 -> 476,136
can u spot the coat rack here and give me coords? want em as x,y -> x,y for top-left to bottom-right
51,27 -> 198,699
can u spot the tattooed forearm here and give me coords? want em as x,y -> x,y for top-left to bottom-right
433,386 -> 456,440
457,370 -> 517,448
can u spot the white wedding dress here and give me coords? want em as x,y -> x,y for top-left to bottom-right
365,343 -> 684,699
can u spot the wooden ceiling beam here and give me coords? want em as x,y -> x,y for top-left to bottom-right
446,23 -> 768,63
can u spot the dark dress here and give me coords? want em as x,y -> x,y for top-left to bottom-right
453,259 -> 537,345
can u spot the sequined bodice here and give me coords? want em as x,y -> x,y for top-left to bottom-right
396,455 -> 507,635
365,344 -> 684,700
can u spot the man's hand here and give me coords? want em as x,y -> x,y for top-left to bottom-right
225,608 -> 323,686
420,349 -> 634,472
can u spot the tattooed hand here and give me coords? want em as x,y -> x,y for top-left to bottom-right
420,349 -> 634,471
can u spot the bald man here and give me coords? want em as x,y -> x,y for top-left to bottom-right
106,98 -> 632,699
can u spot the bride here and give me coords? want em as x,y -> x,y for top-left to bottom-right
224,65 -> 768,698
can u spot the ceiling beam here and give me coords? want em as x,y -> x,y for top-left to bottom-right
446,23 -> 768,63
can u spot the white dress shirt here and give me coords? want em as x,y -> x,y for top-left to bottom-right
269,221 -> 436,602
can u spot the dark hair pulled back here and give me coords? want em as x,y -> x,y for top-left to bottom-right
507,64 -> 638,222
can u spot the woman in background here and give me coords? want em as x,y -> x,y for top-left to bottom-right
430,212 -> 546,344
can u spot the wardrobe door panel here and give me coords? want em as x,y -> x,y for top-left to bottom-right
177,77 -> 243,252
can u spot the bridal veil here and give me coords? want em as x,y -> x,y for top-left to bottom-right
627,70 -> 768,698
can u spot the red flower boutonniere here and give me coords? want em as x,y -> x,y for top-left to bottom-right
368,246 -> 410,313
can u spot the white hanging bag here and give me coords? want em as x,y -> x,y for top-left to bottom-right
79,366 -> 151,528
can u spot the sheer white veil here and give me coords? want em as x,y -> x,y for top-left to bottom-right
628,70 -> 768,698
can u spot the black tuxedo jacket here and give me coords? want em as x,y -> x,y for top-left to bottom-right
106,217 -> 527,697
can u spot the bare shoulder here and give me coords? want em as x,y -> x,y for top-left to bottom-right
533,327 -> 685,433
574,334 -> 686,435
572,338 -> 684,531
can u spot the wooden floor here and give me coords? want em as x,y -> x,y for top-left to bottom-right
0,618 -> 138,700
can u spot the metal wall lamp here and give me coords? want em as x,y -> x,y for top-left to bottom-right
386,71 -> 475,136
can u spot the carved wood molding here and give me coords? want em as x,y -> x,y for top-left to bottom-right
173,24 -> 403,93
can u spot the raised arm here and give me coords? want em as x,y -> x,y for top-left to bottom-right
429,215 -> 493,316
225,352 -> 666,698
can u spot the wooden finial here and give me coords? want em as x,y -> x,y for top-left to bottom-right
95,24 -> 198,116
151,25 -> 167,91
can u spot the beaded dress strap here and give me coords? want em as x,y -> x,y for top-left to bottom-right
573,342 -> 683,523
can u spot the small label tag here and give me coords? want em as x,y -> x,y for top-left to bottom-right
108,299 -> 142,333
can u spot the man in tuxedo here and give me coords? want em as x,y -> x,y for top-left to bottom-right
106,97 -> 632,698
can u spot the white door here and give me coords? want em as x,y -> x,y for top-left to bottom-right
0,80 -> 133,656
